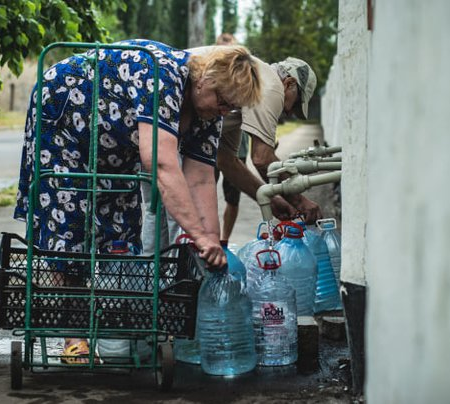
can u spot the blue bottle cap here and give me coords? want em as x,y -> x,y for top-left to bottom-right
111,240 -> 128,253
286,226 -> 303,238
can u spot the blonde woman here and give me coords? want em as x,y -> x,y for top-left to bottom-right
15,39 -> 261,363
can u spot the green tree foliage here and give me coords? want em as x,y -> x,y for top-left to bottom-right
170,0 -> 189,48
115,0 -> 216,48
0,0 -> 125,88
222,0 -> 238,35
116,0 -> 188,49
205,0 -> 217,45
245,0 -> 338,88
117,0 -> 178,45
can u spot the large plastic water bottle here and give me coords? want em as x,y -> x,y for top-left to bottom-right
276,223 -> 317,316
317,219 -> 341,289
237,223 -> 269,263
238,223 -> 282,292
197,266 -> 256,376
309,229 -> 342,313
174,239 -> 247,365
96,241 -> 152,363
97,240 -> 133,363
295,221 -> 320,248
249,250 -> 298,366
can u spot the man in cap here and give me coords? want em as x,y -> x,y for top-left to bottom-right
141,54 -> 321,254
217,56 -> 322,222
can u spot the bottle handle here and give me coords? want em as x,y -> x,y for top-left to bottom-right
175,233 -> 194,245
256,249 -> 281,270
316,218 -> 337,230
256,222 -> 269,240
176,233 -> 200,253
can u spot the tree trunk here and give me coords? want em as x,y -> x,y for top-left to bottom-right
188,0 -> 207,47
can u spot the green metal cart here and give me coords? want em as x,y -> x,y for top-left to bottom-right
0,42 -> 202,391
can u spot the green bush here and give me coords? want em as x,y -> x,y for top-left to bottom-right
0,183 -> 18,207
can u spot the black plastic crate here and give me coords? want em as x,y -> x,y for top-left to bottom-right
0,233 -> 203,338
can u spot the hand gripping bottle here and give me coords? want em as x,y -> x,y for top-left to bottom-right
317,218 -> 342,289
276,222 -> 317,316
197,265 -> 256,376
248,249 -> 298,366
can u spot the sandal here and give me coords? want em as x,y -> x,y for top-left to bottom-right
61,340 -> 100,364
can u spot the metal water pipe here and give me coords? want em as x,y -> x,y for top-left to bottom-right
267,159 -> 342,184
288,145 -> 342,159
256,171 -> 342,221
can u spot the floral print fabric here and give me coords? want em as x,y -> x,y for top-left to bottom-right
15,39 -> 222,260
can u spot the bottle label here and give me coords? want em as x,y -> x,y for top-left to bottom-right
261,302 -> 286,326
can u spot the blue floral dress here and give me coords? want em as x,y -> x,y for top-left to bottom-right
15,39 -> 222,260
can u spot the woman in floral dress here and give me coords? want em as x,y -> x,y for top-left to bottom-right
15,39 -> 261,363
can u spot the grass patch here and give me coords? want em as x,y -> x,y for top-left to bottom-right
0,110 -> 26,129
0,183 -> 18,207
276,120 -> 302,138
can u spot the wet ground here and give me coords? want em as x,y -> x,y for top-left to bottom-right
0,125 -> 357,402
0,330 -> 353,404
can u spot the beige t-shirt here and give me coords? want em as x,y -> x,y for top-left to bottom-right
187,46 -> 284,156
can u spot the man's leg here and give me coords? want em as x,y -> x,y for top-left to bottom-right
221,169 -> 243,241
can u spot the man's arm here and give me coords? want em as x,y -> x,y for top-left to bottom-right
251,136 -> 278,182
251,136 -> 322,223
217,140 -> 297,221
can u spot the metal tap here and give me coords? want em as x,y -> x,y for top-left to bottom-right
267,159 -> 342,184
256,171 -> 342,221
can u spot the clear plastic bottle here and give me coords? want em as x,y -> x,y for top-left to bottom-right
237,223 -> 270,264
295,220 -> 320,249
221,240 -> 246,287
239,223 -> 282,292
197,266 -> 256,376
174,241 -> 247,365
96,241 -> 151,363
249,249 -> 298,366
309,229 -> 342,313
276,223 -> 317,316
97,240 -> 133,363
317,219 -> 341,289
174,335 -> 201,365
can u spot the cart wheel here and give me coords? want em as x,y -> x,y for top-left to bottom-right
155,343 -> 174,391
11,341 -> 23,390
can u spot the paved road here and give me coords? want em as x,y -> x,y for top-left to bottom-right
0,129 -> 23,188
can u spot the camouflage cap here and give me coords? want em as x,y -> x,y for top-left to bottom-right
278,57 -> 317,119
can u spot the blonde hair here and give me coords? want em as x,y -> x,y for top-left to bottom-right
188,45 -> 261,108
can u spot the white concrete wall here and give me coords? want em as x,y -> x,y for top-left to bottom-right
366,1 -> 450,402
323,0 -> 450,401
321,55 -> 342,148
321,1 -> 370,287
